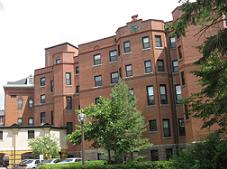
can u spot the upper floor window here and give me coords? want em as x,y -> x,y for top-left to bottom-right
146,85 -> 155,105
129,88 -> 134,95
66,122 -> 73,134
28,117 -> 34,126
175,85 -> 182,103
163,119 -> 171,137
169,37 -> 176,48
178,118 -> 186,136
93,54 -> 101,65
66,96 -> 73,110
149,120 -> 157,132
144,60 -> 152,73
40,77 -> 46,86
76,85 -> 80,93
181,71 -> 185,85
178,46 -> 183,59
55,56 -> 61,64
65,72 -> 72,85
172,60 -> 178,73
17,118 -> 23,125
50,80 -> 54,92
28,130 -> 35,139
18,96 -> 23,110
0,131 -> 3,140
109,50 -> 118,62
28,98 -> 33,108
142,36 -> 150,49
155,35 -> 162,47
94,75 -> 102,87
40,94 -> 46,104
160,85 -> 168,104
111,72 -> 119,84
123,41 -> 131,53
40,112 -> 46,124
125,64 -> 133,77
75,65 -> 79,74
157,59 -> 165,72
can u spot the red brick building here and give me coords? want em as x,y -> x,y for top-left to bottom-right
2,9 -> 226,161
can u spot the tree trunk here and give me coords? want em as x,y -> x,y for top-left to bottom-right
108,149 -> 111,164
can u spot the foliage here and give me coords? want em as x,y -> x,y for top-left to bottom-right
186,51 -> 227,130
172,133 -> 227,169
67,81 -> 150,163
173,0 -> 227,130
28,134 -> 59,159
38,161 -> 173,169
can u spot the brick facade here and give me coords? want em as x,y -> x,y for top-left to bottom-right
2,10 -> 226,161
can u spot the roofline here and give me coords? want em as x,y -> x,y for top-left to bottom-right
45,42 -> 78,50
0,125 -> 66,129
78,35 -> 116,47
115,18 -> 165,33
3,85 -> 34,88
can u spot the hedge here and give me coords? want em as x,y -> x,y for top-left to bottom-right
37,161 -> 174,169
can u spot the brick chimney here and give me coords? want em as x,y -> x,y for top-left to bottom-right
131,14 -> 138,21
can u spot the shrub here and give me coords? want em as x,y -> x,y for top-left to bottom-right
38,160 -> 173,169
172,133 -> 227,169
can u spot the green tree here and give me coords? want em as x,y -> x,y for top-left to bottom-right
28,134 -> 59,159
67,81 -> 150,163
173,0 -> 227,131
172,133 -> 227,169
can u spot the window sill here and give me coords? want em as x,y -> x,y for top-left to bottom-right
109,61 -> 118,64
93,64 -> 102,67
142,48 -> 151,51
155,47 -> 164,50
157,71 -> 166,73
147,104 -> 156,108
160,104 -> 169,106
93,86 -> 103,89
123,52 -> 132,55
149,131 -> 158,134
125,76 -> 133,79
163,136 -> 172,139
65,85 -> 73,87
40,85 -> 46,88
144,72 -> 153,75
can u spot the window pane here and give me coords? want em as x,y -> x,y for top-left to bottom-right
94,75 -> 102,87
170,37 -> 176,48
149,120 -> 157,131
66,72 -> 72,85
40,77 -> 46,86
123,41 -> 131,53
144,60 -> 152,73
18,97 -> 23,110
142,36 -> 150,49
157,60 -> 165,72
125,65 -> 133,77
93,54 -> 101,65
109,50 -> 118,62
155,35 -> 162,47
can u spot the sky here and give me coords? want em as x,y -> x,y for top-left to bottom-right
0,0 -> 182,109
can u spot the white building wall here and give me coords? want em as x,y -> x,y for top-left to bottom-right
0,127 -> 67,151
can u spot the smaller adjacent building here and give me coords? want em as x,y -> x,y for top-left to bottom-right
0,124 -> 67,168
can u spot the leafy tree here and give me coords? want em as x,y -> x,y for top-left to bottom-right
172,133 -> 227,169
173,0 -> 227,131
28,134 -> 59,159
67,81 -> 150,163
